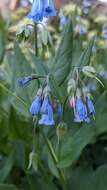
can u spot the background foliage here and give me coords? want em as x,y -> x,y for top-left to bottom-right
0,1 -> 107,190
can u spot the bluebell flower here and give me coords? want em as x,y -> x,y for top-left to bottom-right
82,0 -> 91,14
74,97 -> 89,123
39,96 -> 55,126
18,76 -> 32,86
27,0 -> 44,22
87,83 -> 96,91
44,0 -> 56,17
82,0 -> 91,8
102,24 -> 107,39
79,24 -> 86,35
60,11 -> 67,28
30,96 -> 41,116
86,96 -> 95,115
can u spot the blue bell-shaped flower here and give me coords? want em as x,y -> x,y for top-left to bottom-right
39,96 -> 55,126
28,0 -> 44,22
74,97 -> 90,123
18,76 -> 32,86
86,96 -> 95,115
59,11 -> 68,28
44,0 -> 56,17
30,96 -> 41,116
79,24 -> 86,35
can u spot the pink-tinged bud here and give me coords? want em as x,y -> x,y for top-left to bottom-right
69,96 -> 75,108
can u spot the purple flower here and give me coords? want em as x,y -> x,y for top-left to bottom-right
74,97 -> 90,123
44,0 -> 56,17
17,76 -> 32,86
39,96 -> 55,126
30,96 -> 41,116
86,96 -> 95,115
27,0 -> 44,22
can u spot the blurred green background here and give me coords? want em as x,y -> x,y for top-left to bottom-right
0,0 -> 107,190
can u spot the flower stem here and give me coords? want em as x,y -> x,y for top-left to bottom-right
41,129 -> 67,190
34,23 -> 38,56
32,117 -> 38,153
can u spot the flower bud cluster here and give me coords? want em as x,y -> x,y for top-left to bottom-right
67,78 -> 95,123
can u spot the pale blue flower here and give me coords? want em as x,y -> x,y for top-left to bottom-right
74,97 -> 90,123
86,96 -> 95,115
27,0 -> 44,22
17,76 -> 32,86
44,0 -> 56,17
30,96 -> 41,116
39,96 -> 55,126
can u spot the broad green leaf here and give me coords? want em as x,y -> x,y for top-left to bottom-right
58,126 -> 95,168
52,20 -> 73,85
31,53 -> 49,76
0,152 -> 14,183
77,36 -> 95,67
0,16 -> 5,64
0,184 -> 18,190
68,164 -> 107,190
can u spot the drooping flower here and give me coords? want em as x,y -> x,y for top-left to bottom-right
59,10 -> 67,28
39,96 -> 55,126
69,96 -> 75,108
74,97 -> 89,123
86,95 -> 95,115
82,0 -> 92,14
79,24 -> 86,35
102,24 -> 107,39
30,96 -> 42,116
82,0 -> 91,8
17,76 -> 32,86
44,0 -> 56,17
27,0 -> 44,22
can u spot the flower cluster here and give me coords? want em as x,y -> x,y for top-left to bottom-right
18,75 -> 62,126
27,0 -> 56,22
68,78 -> 95,123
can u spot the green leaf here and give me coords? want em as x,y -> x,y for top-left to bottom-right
52,20 -> 73,85
31,53 -> 49,76
0,152 -> 14,183
0,184 -> 18,190
68,164 -> 107,190
77,36 -> 95,67
0,16 -> 5,64
58,126 -> 96,168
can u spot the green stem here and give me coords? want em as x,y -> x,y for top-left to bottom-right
34,23 -> 38,56
41,130 -> 67,190
32,117 -> 38,153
